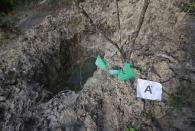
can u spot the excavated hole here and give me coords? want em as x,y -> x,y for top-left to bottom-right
38,35 -> 100,95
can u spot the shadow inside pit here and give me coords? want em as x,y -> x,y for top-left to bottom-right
37,34 -> 102,96
65,57 -> 97,91
48,57 -> 97,94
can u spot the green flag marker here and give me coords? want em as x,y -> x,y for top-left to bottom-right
95,55 -> 106,69
108,69 -> 120,76
118,70 -> 129,81
95,55 -> 135,81
118,63 -> 135,81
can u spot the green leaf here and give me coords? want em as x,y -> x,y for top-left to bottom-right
95,55 -> 106,69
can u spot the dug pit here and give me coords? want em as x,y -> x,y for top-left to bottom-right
34,34 -> 99,95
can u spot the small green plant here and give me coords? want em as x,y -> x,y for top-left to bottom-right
169,94 -> 183,111
68,16 -> 82,27
0,0 -> 41,30
169,80 -> 193,110
0,0 -> 41,10
0,14 -> 17,30
142,111 -> 153,120
178,0 -> 195,15
47,0 -> 73,9
124,127 -> 135,131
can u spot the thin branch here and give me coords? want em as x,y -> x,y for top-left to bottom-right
115,0 -> 121,45
74,0 -> 150,63
74,0 -> 125,61
120,35 -> 130,51
128,0 -> 150,60
115,0 -> 121,30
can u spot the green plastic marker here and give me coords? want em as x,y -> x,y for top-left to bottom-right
108,69 -> 120,76
95,55 -> 106,69
118,70 -> 129,81
118,63 -> 135,81
123,63 -> 135,78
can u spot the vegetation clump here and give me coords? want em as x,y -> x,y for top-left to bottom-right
0,0 -> 40,30
47,0 -> 73,9
178,0 -> 195,15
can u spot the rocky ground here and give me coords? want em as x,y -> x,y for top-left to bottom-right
0,0 -> 195,131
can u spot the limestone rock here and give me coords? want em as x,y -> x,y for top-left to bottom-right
0,0 -> 195,131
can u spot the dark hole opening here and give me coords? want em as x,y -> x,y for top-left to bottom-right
37,34 -> 101,95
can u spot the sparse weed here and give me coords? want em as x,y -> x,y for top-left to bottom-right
124,127 -> 135,131
169,81 -> 193,111
47,0 -> 73,9
178,0 -> 195,15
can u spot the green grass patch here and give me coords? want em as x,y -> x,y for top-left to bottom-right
178,0 -> 195,15
0,0 -> 41,10
124,127 -> 135,131
0,14 -> 17,30
169,94 -> 183,111
169,80 -> 193,110
68,16 -> 82,27
47,0 -> 73,9
0,0 -> 41,30
143,112 -> 153,119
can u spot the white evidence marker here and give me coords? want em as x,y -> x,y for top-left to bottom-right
136,78 -> 162,101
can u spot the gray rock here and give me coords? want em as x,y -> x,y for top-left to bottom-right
0,0 -> 195,131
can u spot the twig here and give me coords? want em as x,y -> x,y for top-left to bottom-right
115,0 -> 121,30
120,35 -> 130,51
74,0 -> 125,61
128,0 -> 150,60
115,0 -> 121,45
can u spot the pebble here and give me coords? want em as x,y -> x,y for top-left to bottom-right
0,96 -> 6,102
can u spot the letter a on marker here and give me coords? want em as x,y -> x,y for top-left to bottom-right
144,85 -> 152,94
